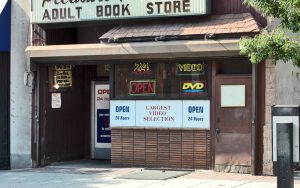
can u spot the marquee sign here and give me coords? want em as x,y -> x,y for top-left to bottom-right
32,0 -> 211,24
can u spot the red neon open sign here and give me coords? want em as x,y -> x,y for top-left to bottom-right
129,80 -> 156,96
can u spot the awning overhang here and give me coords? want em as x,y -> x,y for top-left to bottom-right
26,39 -> 241,63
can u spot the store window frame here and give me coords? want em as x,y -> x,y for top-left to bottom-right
111,59 -> 212,100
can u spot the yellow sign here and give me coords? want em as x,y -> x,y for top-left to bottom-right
177,63 -> 204,75
54,65 -> 73,88
182,82 -> 205,90
181,81 -> 206,96
54,65 -> 72,70
131,62 -> 153,76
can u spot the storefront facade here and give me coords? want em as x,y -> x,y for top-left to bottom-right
27,0 -> 267,174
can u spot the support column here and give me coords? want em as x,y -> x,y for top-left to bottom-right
10,0 -> 32,169
263,59 -> 276,175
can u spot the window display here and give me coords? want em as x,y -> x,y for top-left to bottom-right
114,60 -> 209,99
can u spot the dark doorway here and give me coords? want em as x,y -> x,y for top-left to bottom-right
38,65 -> 101,166
214,75 -> 252,173
0,52 -> 10,170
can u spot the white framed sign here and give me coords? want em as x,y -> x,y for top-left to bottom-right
110,100 -> 210,129
32,0 -> 210,24
221,85 -> 246,107
95,84 -> 110,110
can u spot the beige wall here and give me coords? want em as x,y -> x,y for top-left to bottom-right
263,60 -> 276,175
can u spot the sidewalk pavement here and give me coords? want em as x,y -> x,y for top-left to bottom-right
1,165 -> 300,188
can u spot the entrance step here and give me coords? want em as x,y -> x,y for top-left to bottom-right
294,170 -> 300,180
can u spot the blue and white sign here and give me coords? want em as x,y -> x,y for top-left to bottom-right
110,100 -> 210,129
182,100 -> 210,128
110,100 -> 136,127
136,100 -> 182,127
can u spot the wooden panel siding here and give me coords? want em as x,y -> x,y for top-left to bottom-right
0,52 -> 10,169
111,129 -> 211,169
169,130 -> 182,168
145,129 -> 158,167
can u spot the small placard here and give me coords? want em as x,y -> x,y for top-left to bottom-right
221,85 -> 246,107
51,93 -> 61,108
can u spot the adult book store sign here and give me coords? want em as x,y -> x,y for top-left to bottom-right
110,100 -> 210,129
32,0 -> 210,23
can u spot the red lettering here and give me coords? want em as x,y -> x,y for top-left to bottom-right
148,82 -> 154,93
137,83 -> 143,92
130,81 -> 156,95
98,89 -> 110,94
142,83 -> 147,93
131,83 -> 137,94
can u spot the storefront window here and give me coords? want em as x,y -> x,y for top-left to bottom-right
114,60 -> 209,99
168,61 -> 209,98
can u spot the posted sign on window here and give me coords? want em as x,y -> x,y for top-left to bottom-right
95,84 -> 111,148
110,100 -> 136,127
135,100 -> 182,127
182,100 -> 210,128
110,100 -> 210,129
